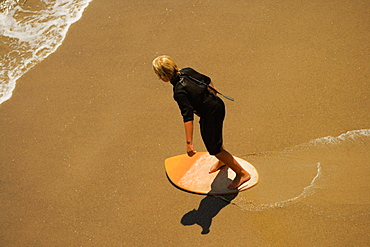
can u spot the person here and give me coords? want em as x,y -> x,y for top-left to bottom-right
152,55 -> 250,190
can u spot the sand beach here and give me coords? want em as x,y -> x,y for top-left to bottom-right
1,0 -> 369,246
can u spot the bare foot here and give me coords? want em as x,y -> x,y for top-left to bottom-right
228,171 -> 251,190
209,161 -> 226,174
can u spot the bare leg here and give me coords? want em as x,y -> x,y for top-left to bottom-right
215,149 -> 251,189
209,160 -> 225,174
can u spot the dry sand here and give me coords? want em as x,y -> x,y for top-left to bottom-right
1,0 -> 369,246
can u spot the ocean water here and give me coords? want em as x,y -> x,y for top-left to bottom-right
0,0 -> 92,104
224,129 -> 370,214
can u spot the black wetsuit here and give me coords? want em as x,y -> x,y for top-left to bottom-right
170,67 -> 225,155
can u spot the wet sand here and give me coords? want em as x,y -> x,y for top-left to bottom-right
1,0 -> 369,246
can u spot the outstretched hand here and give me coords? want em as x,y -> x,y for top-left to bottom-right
186,143 -> 197,157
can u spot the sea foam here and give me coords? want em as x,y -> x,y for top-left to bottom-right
0,0 -> 92,104
230,129 -> 370,212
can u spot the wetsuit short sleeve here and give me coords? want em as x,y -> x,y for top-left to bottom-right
173,85 -> 194,122
171,67 -> 212,122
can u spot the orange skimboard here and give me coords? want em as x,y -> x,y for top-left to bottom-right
165,152 -> 259,195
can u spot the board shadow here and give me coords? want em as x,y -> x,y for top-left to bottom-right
180,169 -> 239,234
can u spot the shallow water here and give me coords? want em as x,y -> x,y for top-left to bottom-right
229,129 -> 370,214
0,0 -> 92,104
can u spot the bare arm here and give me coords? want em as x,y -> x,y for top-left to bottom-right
184,121 -> 196,157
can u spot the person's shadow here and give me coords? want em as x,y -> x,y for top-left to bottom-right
180,168 -> 239,234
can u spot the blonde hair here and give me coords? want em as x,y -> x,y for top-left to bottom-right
152,55 -> 179,81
